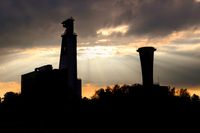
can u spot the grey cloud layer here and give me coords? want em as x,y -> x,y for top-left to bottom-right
0,0 -> 200,49
125,0 -> 200,36
155,54 -> 200,88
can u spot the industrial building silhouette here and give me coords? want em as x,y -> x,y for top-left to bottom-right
137,47 -> 156,86
21,17 -> 158,104
21,17 -> 81,102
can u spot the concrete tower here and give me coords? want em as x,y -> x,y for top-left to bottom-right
137,47 -> 156,86
59,17 -> 81,99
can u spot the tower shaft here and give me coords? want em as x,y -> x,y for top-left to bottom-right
59,34 -> 77,86
137,47 -> 156,86
59,18 -> 81,99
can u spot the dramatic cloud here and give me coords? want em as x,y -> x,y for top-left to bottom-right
122,0 -> 200,36
97,25 -> 129,36
154,44 -> 200,88
1,0 -> 200,50
0,0 -> 113,49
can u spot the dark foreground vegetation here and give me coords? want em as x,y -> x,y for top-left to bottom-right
0,84 -> 200,133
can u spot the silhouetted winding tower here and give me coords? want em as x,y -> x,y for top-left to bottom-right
59,17 -> 81,100
21,17 -> 81,103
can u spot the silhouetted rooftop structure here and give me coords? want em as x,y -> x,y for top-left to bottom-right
61,17 -> 75,35
21,66 -> 69,102
34,64 -> 53,72
62,17 -> 74,24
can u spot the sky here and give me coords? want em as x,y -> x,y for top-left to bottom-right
1,0 -> 200,98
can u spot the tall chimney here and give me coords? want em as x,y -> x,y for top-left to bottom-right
137,47 -> 156,86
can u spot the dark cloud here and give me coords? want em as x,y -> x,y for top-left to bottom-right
154,46 -> 200,87
0,0 -> 116,49
155,56 -> 200,87
117,0 -> 200,36
158,44 -> 200,59
0,0 -> 61,49
0,0 -> 200,50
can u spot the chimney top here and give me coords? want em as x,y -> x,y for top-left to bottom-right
137,47 -> 156,53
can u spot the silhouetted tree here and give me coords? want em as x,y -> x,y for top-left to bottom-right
169,87 -> 176,96
179,89 -> 190,98
191,94 -> 199,102
3,92 -> 20,105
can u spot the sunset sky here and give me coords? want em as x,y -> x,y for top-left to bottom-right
1,0 -> 200,98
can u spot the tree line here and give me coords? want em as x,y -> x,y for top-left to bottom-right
0,84 -> 199,133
